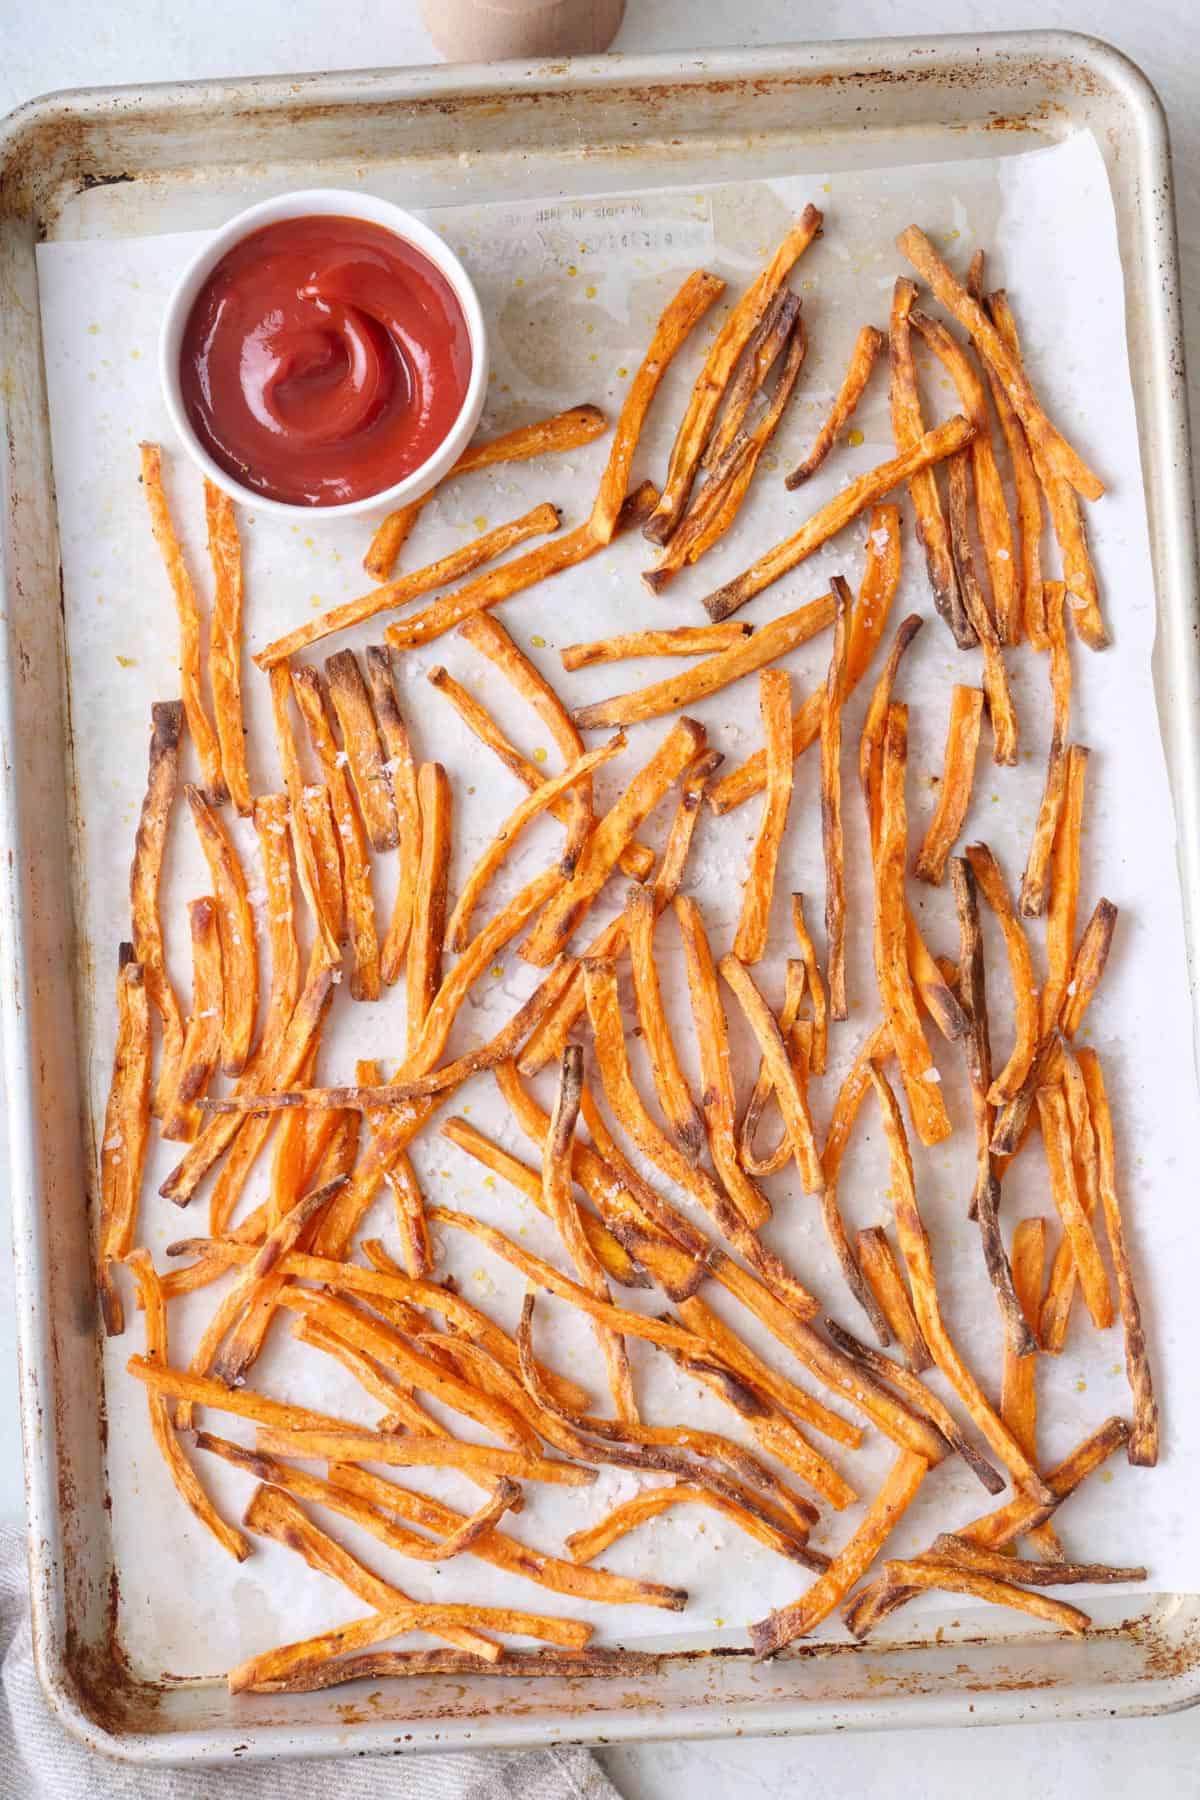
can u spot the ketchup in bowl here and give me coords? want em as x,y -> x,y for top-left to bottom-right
179,215 -> 473,507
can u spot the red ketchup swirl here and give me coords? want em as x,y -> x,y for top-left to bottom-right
180,215 -> 472,507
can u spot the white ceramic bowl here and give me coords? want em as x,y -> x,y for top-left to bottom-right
159,188 -> 489,521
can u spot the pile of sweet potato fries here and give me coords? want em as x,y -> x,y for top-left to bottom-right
98,207 -> 1157,1692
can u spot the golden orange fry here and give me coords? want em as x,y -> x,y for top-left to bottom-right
977,285 -> 1046,649
267,662 -> 341,964
703,415 -> 974,623
96,949 -> 151,1336
300,784 -> 345,948
965,843 -> 1039,1105
820,582 -> 850,1015
1036,1083 -> 1113,1335
561,624 -> 752,670
203,479 -> 251,815
856,1227 -> 931,1373
185,784 -> 258,1076
914,686 -> 985,885
565,1482 -> 818,1568
129,701 -> 185,1117
406,761 -> 451,1046
626,884 -> 705,1163
1020,581 -> 1072,916
785,323 -> 884,488
160,897 -> 224,1143
880,1558 -> 1089,1635
363,404 -> 608,581
733,667 -> 795,964
139,444 -> 226,801
362,645 -> 422,985
739,958 -> 807,1177
292,665 -> 380,1001
257,503 -> 561,669
1041,745 -> 1090,1034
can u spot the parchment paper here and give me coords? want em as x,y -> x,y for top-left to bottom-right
35,129 -> 1198,1679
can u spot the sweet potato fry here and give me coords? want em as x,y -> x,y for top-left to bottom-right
239,1483 -> 496,1663
708,504 -> 903,814
291,665 -> 380,1001
626,885 -> 704,1163
543,1047 -> 638,1421
856,1227 -> 930,1373
822,1319 -> 1003,1494
909,309 -> 1018,643
1077,1050 -> 1159,1464
123,1252 -> 248,1559
228,1593 -> 590,1694
945,449 -> 1019,763
977,287 -> 1046,649
643,301 -> 807,588
160,897 -> 223,1142
403,760 -> 451,1044
964,843 -> 1039,1105
521,719 -> 706,964
323,649 -> 398,853
160,958 -> 333,1206
785,323 -> 884,488
260,1424 -> 592,1488
360,645 -> 421,982
673,897 -> 772,1229
1042,744 -> 1090,1033
895,230 -> 1103,502
363,404 -> 608,580
139,444 -> 226,802
845,1416 -> 1131,1636
914,687 -> 984,885
96,950 -> 151,1336
129,701 -> 185,1117
880,1558 -> 1089,1634
203,479 -> 251,815
750,1449 -> 929,1653
719,955 -> 823,1196
575,593 -> 836,732
1001,1217 -> 1060,1554
300,785 -> 345,948
1037,1080 -> 1113,1337
644,205 -> 823,544
733,668 -> 795,964
446,737 -> 624,952
985,289 -> 1107,648
516,748 -> 723,1075
321,1465 -> 688,1611
384,485 -> 656,651
185,784 -> 257,1076
871,707 -> 952,1145
782,893 -> 827,1076
562,624 -> 752,670
427,662 -> 653,883
738,960 -> 806,1177
441,1116 -> 646,1289
257,503 -> 561,669
373,1050 -> 430,1277
701,287 -> 792,469
267,663 -> 341,964
1020,582 -> 1072,916
458,611 -> 591,852
565,1482 -> 817,1567
871,1065 -> 1054,1502
813,1022 -> 896,1343
703,416 -> 973,623
591,268 -> 725,544
583,960 -> 820,1313
888,280 -> 971,646
820,584 -> 851,1013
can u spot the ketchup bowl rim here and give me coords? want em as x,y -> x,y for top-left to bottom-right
159,189 -> 489,521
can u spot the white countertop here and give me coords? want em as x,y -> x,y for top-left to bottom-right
5,3 -> 1199,1793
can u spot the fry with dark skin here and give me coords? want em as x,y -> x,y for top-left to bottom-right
291,665 -> 381,1002
889,280 -> 971,646
974,276 -> 1046,650
363,403 -> 608,580
644,205 -> 823,544
590,269 -> 726,544
702,415 -> 974,623
909,309 -> 1018,643
626,885 -> 705,1163
364,645 -> 421,984
707,504 -> 903,815
785,323 -> 884,487
324,649 -> 398,853
185,784 -> 258,1077
267,663 -> 341,966
565,1482 -> 817,1567
895,228 -> 1104,502
257,503 -> 562,669
878,1558 -> 1090,1635
160,897 -> 224,1142
1037,1082 -> 1113,1333
914,686 -> 984,885
965,843 -> 1040,1106
130,701 -> 185,1117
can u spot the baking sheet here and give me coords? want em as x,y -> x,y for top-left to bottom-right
34,127 -> 1196,1682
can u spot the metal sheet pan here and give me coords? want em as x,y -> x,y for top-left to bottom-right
0,30 -> 1197,1763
